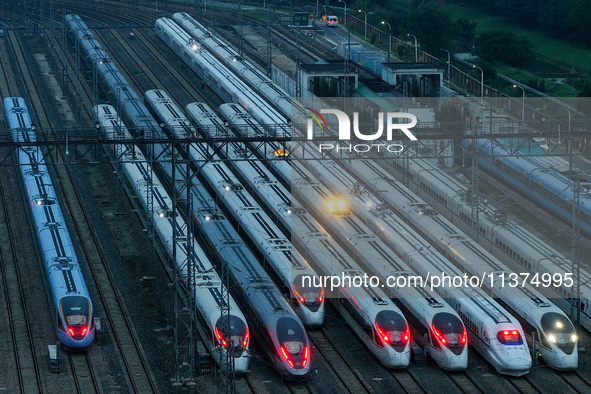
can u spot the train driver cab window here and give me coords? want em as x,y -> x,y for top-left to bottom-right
59,296 -> 91,339
276,317 -> 309,369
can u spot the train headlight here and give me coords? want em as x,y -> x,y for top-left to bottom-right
224,185 -> 231,191
548,334 -> 557,343
205,215 -> 211,221
36,200 -> 43,205
555,321 -> 563,329
572,334 -> 577,342
323,196 -> 350,215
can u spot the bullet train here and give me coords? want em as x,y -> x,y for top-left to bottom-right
180,166 -> 311,377
292,146 -> 531,375
383,151 -> 591,334
186,102 -> 292,233
197,103 -> 466,369
154,17 -> 289,136
66,14 -> 311,377
172,12 -> 292,118
143,90 -> 324,326
290,162 -> 468,370
343,157 -> 578,370
182,99 -> 411,366
292,212 -> 412,368
468,135 -> 591,236
94,104 -> 251,372
4,97 -> 94,350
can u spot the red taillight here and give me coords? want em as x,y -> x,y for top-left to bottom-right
299,296 -> 305,303
242,328 -> 249,347
68,328 -> 75,336
82,327 -> 87,336
215,327 -> 223,341
304,346 -> 309,360
461,329 -> 467,344
280,346 -> 289,360
512,330 -> 518,335
376,323 -> 389,343
302,359 -> 308,367
504,330 -> 509,335
433,324 -> 447,345
288,360 -> 295,368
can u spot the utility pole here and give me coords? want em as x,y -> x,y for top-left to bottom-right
571,179 -> 581,324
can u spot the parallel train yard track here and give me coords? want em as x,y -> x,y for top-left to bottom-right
2,1 -> 591,393
3,20 -> 158,393
0,176 -> 44,394
308,330 -> 374,393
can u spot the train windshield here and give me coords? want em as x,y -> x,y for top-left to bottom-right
60,296 -> 91,340
277,317 -> 309,369
375,310 -> 409,348
540,312 -> 577,353
432,312 -> 467,354
215,315 -> 248,356
293,274 -> 323,311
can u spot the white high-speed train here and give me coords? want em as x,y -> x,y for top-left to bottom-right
154,17 -> 289,136
291,163 -> 468,370
143,90 -> 324,326
186,102 -> 292,233
67,14 -> 311,378
292,212 -> 412,368
338,156 -> 578,370
293,147 -> 532,375
384,152 -> 591,334
94,104 -> 251,372
5,97 -> 94,350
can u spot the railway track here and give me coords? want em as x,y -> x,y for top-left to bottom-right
507,375 -> 544,393
390,369 -> 428,394
0,175 -> 44,394
307,330 -> 374,393
6,24 -> 159,393
559,371 -> 591,393
68,352 -> 100,394
447,371 -> 486,393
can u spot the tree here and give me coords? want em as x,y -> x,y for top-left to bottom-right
456,19 -> 477,46
473,31 -> 534,68
406,2 -> 454,55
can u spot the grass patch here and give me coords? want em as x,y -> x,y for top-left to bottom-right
386,0 -> 591,73
443,2 -> 591,73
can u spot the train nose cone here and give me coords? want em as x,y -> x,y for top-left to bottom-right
557,354 -> 578,370
446,355 -> 468,371
505,357 -> 532,374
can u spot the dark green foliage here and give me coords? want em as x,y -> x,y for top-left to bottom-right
473,31 -> 534,67
406,2 -> 454,54
447,0 -> 591,45
456,18 -> 477,46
